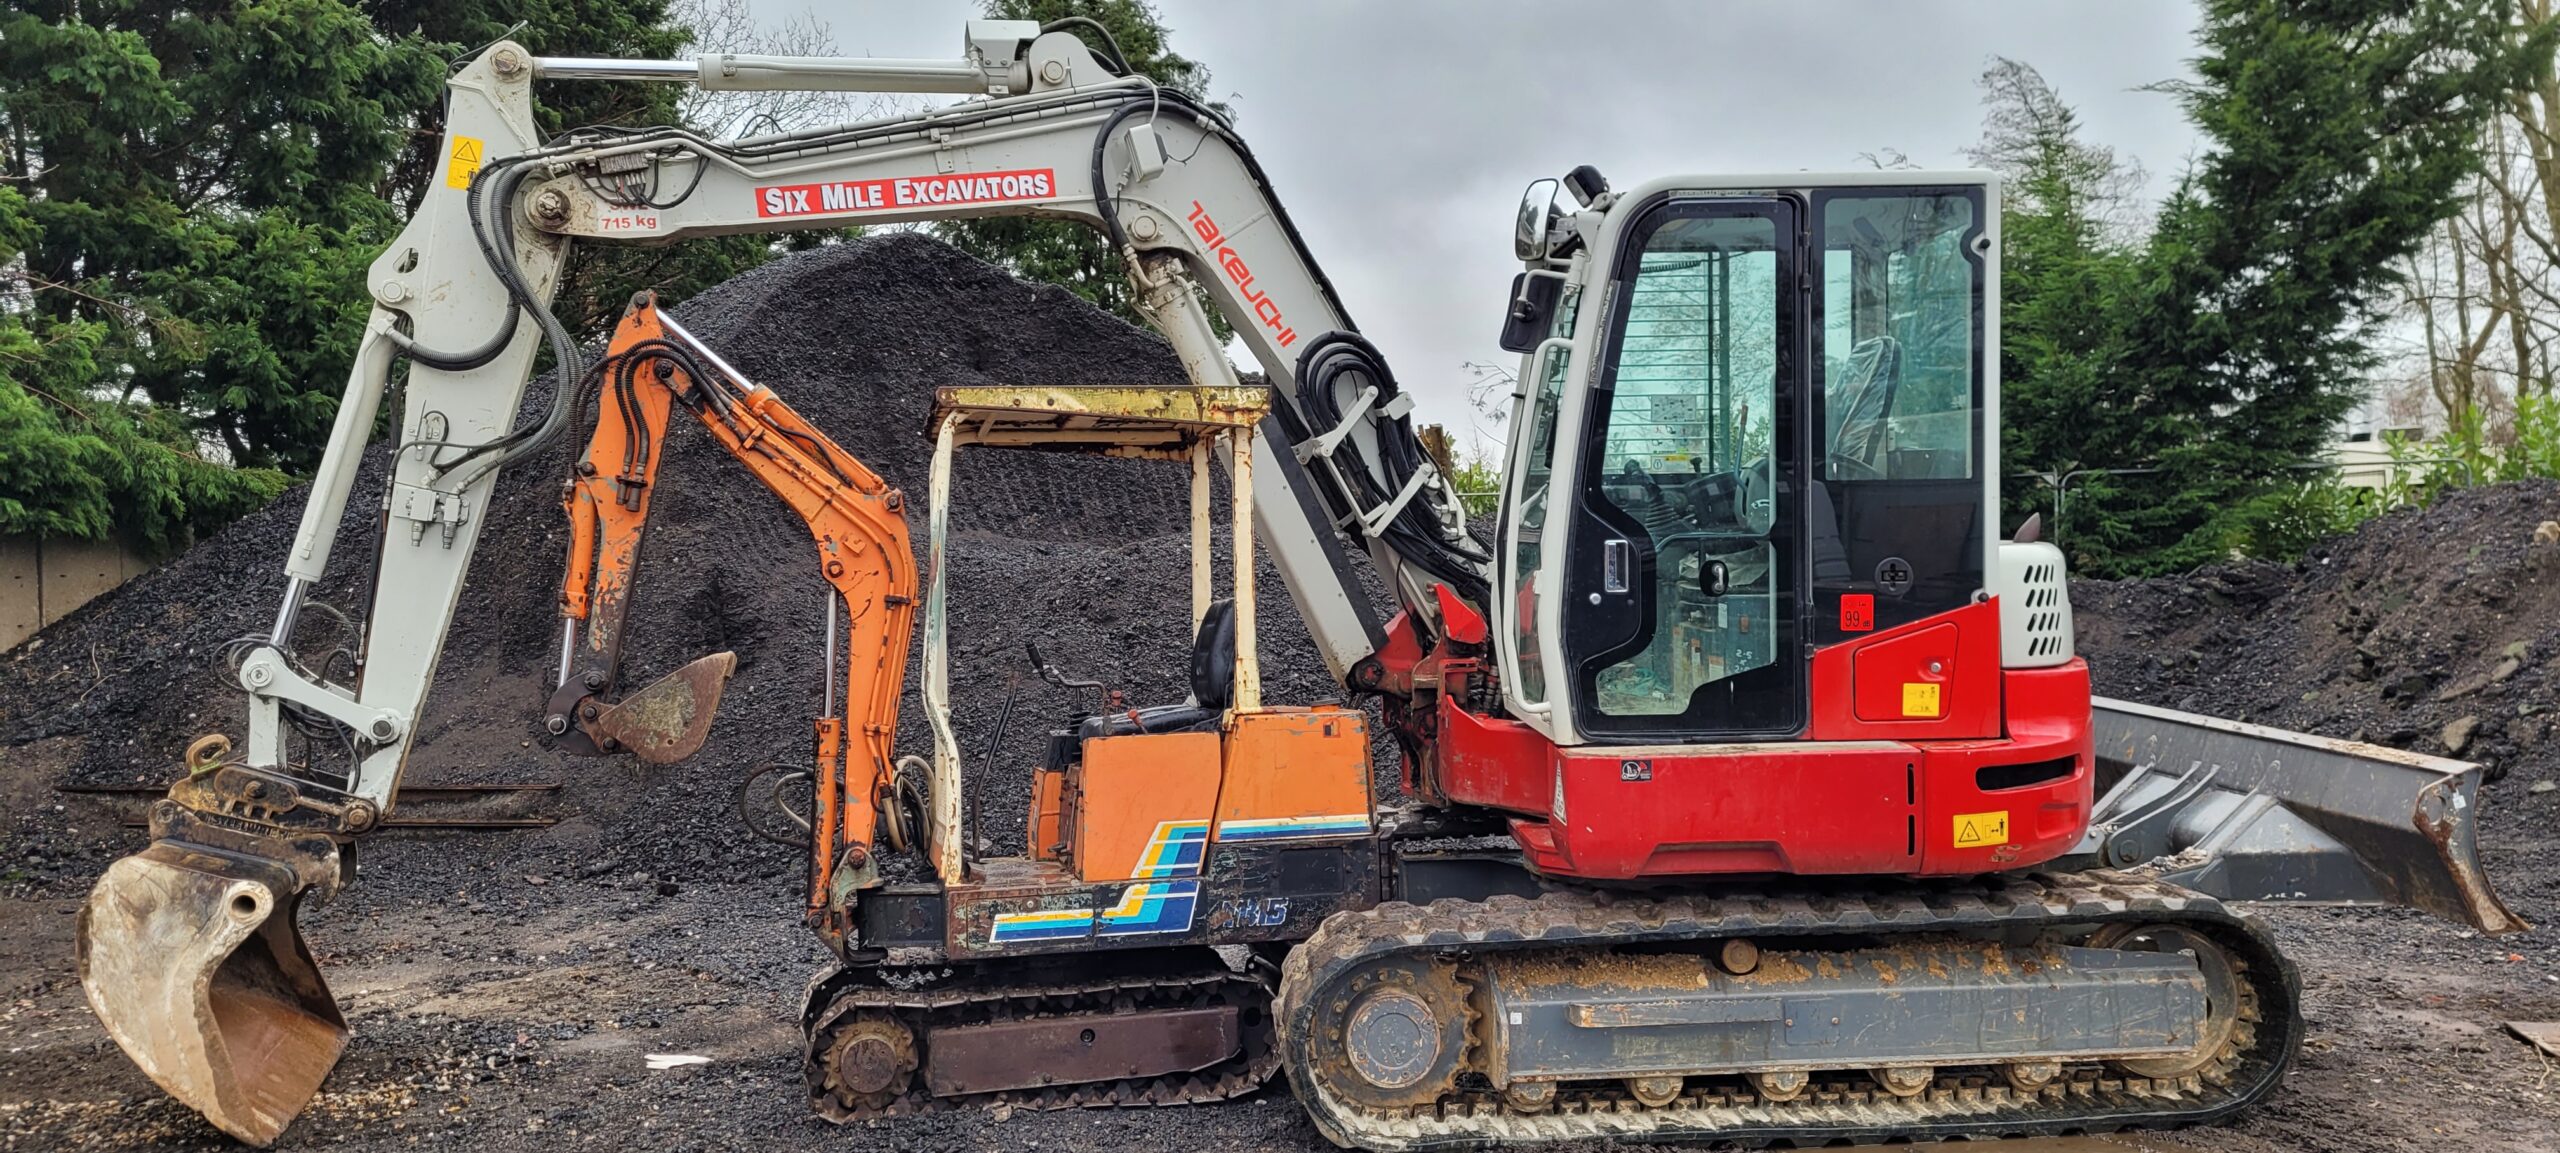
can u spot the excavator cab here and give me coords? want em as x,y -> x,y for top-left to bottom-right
1454,172 -> 2088,880
1495,173 -> 1997,748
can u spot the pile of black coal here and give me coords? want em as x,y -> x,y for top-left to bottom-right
1,232 -> 1366,900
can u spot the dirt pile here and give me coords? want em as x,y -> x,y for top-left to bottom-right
2075,479 -> 2560,784
0,231 -> 1360,900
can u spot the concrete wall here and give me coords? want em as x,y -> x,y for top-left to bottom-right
0,535 -> 151,651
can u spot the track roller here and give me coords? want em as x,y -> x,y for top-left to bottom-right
1872,1065 -> 1933,1098
1749,1069 -> 1810,1102
1501,1081 -> 1556,1113
2006,1059 -> 2062,1092
1625,1075 -> 1683,1107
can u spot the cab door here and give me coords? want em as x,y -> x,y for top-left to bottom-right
1562,196 -> 1804,741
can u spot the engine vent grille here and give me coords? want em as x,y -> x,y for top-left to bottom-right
1994,545 -> 2074,668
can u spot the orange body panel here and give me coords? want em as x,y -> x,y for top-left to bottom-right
1073,732 -> 1222,883
1212,708 -> 1373,845
1028,766 -> 1069,862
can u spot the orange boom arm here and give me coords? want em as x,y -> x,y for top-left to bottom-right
553,293 -> 916,935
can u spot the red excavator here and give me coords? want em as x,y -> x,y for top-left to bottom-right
77,19 -> 2518,1149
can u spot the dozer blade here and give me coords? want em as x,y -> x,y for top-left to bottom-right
2084,696 -> 2524,933
78,837 -> 347,1147
591,650 -> 736,763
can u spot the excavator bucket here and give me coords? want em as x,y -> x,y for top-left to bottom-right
589,651 -> 736,764
2083,697 -> 2524,933
78,836 -> 346,1147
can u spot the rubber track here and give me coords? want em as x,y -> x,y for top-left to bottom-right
1276,872 -> 2303,1150
803,951 -> 1279,1120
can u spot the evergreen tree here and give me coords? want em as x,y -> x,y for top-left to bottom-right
0,0 -> 445,547
1967,60 -> 2144,545
0,0 -> 773,552
1989,1 -> 2543,576
936,0 -> 1217,328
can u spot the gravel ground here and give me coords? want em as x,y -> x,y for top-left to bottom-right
2070,482 -> 2560,1153
4,241 -> 2557,1150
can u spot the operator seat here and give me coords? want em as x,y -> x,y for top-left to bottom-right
1076,599 -> 1235,739
1829,335 -> 1902,475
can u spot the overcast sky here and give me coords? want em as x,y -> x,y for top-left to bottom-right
746,2 -> 2207,451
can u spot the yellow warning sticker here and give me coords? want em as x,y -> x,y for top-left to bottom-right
445,135 -> 485,190
1901,682 -> 1942,718
1952,810 -> 2010,847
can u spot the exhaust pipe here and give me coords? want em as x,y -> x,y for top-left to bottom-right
78,774 -> 355,1147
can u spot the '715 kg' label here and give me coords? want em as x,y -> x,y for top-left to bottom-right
754,168 -> 1056,219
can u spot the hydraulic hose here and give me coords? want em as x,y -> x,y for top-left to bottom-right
1293,332 -> 1492,608
1085,93 -> 1489,609
394,155 -> 589,484
384,304 -> 522,371
1038,18 -> 1130,75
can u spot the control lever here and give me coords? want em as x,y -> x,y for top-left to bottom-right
972,673 -> 1019,859
1026,642 -> 1112,715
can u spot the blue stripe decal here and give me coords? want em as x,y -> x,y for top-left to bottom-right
1135,820 -> 1212,879
1216,813 -> 1373,842
1096,880 -> 1200,937
988,907 -> 1094,944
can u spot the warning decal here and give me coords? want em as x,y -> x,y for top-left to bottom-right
754,168 -> 1056,219
1901,682 -> 1942,718
1840,593 -> 1875,632
445,136 -> 485,190
1951,810 -> 2010,847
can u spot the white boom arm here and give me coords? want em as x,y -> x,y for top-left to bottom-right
248,22 -> 1485,813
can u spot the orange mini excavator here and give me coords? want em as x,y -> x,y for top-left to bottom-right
557,294 -> 1365,1113
544,295 -> 914,909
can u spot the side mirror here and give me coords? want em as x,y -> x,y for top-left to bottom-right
1699,559 -> 1730,598
1515,177 -> 1561,262
1498,272 -> 1562,353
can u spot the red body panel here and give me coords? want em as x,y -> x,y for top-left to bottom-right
1419,598 -> 2094,882
1434,702 -> 1551,817
1523,739 -> 1923,877
1809,599 -> 2003,740
1916,660 -> 2094,874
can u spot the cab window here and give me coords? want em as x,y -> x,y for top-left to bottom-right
1811,189 -> 1986,638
